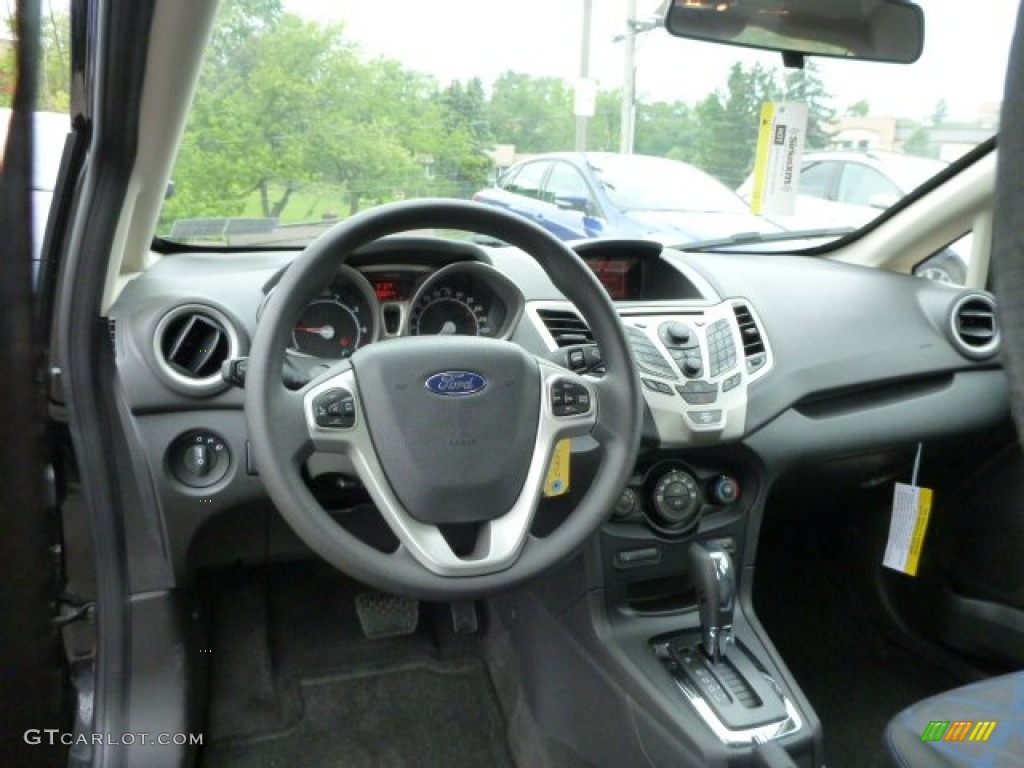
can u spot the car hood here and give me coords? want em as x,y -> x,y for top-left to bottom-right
623,209 -> 782,242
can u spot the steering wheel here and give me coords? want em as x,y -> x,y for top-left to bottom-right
245,199 -> 642,599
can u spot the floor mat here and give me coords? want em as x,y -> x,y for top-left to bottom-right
203,658 -> 511,768
199,562 -> 513,768
754,498 -> 961,768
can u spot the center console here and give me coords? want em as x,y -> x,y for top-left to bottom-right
508,248 -> 822,766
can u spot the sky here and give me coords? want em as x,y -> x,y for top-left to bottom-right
284,0 -> 1020,124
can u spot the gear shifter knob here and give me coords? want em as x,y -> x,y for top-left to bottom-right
688,541 -> 735,664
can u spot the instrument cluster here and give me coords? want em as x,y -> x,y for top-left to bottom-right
289,260 -> 524,360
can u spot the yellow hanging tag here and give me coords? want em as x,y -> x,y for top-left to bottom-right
543,439 -> 571,497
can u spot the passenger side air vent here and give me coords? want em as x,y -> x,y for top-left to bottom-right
536,308 -> 594,347
154,305 -> 240,394
950,294 -> 999,359
732,302 -> 768,374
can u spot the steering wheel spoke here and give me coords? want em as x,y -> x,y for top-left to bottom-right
298,357 -> 599,576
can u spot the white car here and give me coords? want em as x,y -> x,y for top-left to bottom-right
739,150 -> 968,282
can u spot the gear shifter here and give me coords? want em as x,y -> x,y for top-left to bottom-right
688,541 -> 735,664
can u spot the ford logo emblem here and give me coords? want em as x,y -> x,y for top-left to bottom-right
424,371 -> 488,397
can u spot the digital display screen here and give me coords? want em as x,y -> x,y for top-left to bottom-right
370,275 -> 414,302
585,257 -> 638,301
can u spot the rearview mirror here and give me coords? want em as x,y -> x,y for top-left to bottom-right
663,0 -> 924,65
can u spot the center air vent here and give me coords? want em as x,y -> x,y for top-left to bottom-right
154,305 -> 240,394
732,302 -> 769,374
950,294 -> 999,359
536,308 -> 594,347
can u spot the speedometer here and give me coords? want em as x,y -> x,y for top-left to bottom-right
406,261 -> 524,339
410,287 -> 489,336
290,266 -> 379,358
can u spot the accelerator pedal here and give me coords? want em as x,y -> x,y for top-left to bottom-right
355,591 -> 420,639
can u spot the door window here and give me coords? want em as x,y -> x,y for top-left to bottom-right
544,162 -> 591,207
837,164 -> 900,206
800,161 -> 839,200
504,162 -> 549,199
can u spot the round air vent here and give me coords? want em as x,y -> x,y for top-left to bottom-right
153,304 -> 241,394
949,294 -> 999,359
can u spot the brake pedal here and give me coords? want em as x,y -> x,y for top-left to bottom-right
355,591 -> 419,639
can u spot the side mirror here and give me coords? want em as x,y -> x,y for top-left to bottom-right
555,194 -> 590,213
868,192 -> 899,210
664,0 -> 924,65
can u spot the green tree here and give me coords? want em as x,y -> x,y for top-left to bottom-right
784,61 -> 835,149
431,78 -> 493,197
307,54 -> 435,215
634,99 -> 701,161
163,11 -> 339,223
488,71 -> 574,154
692,62 -> 782,188
846,99 -> 870,117
585,89 -> 624,152
1,6 -> 71,111
903,125 -> 937,159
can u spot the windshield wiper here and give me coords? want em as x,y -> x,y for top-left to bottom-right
678,227 -> 857,253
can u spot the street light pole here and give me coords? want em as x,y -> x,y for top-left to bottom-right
575,0 -> 593,152
620,0 -> 637,154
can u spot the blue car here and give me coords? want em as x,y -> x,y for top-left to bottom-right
474,152 -> 779,244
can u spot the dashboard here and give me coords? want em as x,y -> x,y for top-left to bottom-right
104,234 -> 1008,580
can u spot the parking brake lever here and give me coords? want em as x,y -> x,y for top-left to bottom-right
688,541 -> 735,664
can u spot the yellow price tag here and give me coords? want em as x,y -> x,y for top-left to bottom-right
543,439 -> 571,497
882,483 -> 933,576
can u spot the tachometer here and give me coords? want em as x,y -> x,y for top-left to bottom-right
410,288 -> 488,336
290,266 -> 379,358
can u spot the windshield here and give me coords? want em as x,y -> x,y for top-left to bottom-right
149,0 -> 1013,250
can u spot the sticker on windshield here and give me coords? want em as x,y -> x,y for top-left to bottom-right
750,102 -> 808,217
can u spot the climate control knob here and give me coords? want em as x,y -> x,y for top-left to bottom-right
708,474 -> 740,506
650,469 -> 701,531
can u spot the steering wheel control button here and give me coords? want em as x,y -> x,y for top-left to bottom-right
168,430 -> 230,488
675,380 -> 718,405
709,475 -> 740,506
313,388 -> 356,429
551,380 -> 591,417
650,470 -> 700,530
687,410 -> 723,427
722,372 -> 742,393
